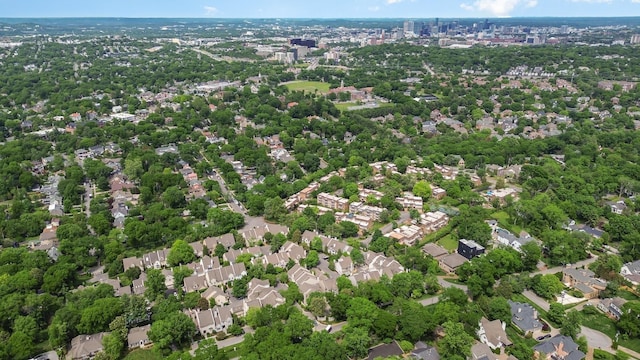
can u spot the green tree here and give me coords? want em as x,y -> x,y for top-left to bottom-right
148,311 -> 196,353
8,331 -> 34,360
346,297 -> 379,331
285,309 -> 313,343
145,269 -> 167,301
412,180 -> 432,200
439,321 -> 474,360
305,250 -> 320,269
167,239 -> 196,267
342,326 -> 370,359
487,297 -> 512,323
548,302 -> 566,325
521,242 -> 542,271
561,310 -> 582,339
264,197 -> 287,222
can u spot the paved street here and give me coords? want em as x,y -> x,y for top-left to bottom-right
437,277 -> 468,291
522,290 -> 551,311
579,326 -> 613,353
419,296 -> 440,306
532,255 -> 599,276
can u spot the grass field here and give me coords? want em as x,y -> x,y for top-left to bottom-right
491,211 -> 522,234
335,102 -> 358,111
437,234 -> 458,251
618,289 -> 640,301
124,349 -> 163,360
283,81 -> 331,93
580,310 -> 640,353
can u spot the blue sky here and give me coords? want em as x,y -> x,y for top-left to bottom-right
1,0 -> 640,18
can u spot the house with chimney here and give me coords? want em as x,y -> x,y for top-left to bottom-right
477,317 -> 512,350
533,335 -> 585,360
508,300 -> 542,335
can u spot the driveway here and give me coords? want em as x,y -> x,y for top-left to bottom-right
533,255 -> 599,276
437,277 -> 468,291
522,290 -> 550,311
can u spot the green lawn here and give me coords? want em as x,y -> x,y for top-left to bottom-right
580,309 -> 640,353
491,211 -> 522,234
283,81 -> 331,94
220,342 -> 243,358
124,349 -> 163,360
580,310 -> 618,338
335,102 -> 358,111
618,290 -> 640,301
437,234 -> 458,252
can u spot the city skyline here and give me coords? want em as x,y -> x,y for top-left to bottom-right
1,0 -> 640,19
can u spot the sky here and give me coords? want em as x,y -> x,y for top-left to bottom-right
1,0 -> 640,18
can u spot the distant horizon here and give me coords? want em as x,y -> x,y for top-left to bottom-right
2,15 -> 640,20
2,0 -> 640,19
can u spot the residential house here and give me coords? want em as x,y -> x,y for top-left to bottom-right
335,256 -> 354,276
366,341 -> 404,360
598,297 -> 627,320
562,268 -> 607,299
533,334 -> 585,360
349,202 -> 385,221
457,239 -> 485,260
132,273 -> 147,295
205,263 -> 247,286
280,241 -> 306,263
621,260 -> 640,285
189,242 -> 204,258
418,211 -> 449,234
184,274 -> 208,293
187,306 -> 233,336
67,332 -> 109,360
494,228 -> 535,252
335,212 -> 373,232
439,253 -> 468,274
364,251 -> 405,278
431,186 -> 447,200
202,286 -> 228,306
508,300 -> 542,335
411,342 -> 440,360
240,224 -> 289,244
317,192 -> 349,212
203,233 -> 236,250
123,257 -> 143,271
470,342 -> 497,360
288,264 -> 338,301
245,278 -> 286,308
385,225 -> 424,246
477,317 -> 512,350
142,249 -> 170,269
395,194 -> 423,211
127,325 -> 152,349
609,200 -> 627,215
422,243 -> 448,259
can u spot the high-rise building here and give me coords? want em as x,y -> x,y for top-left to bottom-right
403,20 -> 415,34
631,34 -> 640,44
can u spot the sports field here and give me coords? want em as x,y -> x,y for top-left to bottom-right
283,81 -> 331,93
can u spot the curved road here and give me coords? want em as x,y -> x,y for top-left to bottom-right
579,326 -> 613,353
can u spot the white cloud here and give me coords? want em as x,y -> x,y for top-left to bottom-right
633,0 -> 640,3
386,0 -> 403,4
369,6 -> 381,11
204,6 -> 218,15
569,0 -> 613,2
459,0 -> 538,17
